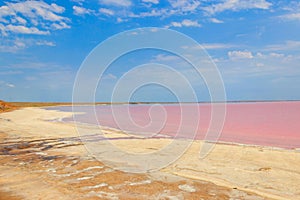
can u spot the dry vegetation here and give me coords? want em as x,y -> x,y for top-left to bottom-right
0,101 -> 73,113
9,101 -> 72,108
0,100 -> 15,113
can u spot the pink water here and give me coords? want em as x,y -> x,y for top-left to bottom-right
61,101 -> 300,149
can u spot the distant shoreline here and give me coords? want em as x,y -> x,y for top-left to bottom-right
7,99 -> 300,107
2,100 -> 299,113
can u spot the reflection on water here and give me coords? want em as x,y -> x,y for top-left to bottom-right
48,101 -> 300,149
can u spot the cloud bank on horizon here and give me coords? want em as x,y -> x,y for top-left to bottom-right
0,0 -> 300,102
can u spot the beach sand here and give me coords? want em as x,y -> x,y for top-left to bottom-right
0,107 -> 299,199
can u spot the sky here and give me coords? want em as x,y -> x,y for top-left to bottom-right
0,0 -> 300,102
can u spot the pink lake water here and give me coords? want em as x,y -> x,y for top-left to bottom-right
54,101 -> 300,149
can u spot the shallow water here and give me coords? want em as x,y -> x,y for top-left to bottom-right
48,101 -> 300,149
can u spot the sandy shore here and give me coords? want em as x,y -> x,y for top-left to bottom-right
0,107 -> 299,199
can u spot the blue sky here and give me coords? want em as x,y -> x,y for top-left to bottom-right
0,0 -> 300,102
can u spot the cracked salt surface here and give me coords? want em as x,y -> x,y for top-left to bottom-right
50,165 -> 106,177
178,184 -> 196,193
83,183 -> 108,189
88,191 -> 119,200
128,179 -> 152,186
76,176 -> 93,181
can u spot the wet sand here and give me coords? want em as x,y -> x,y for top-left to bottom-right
1,107 -> 299,199
0,191 -> 22,200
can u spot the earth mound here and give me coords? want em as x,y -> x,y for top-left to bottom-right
0,100 -> 15,113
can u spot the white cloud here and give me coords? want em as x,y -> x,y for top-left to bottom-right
181,43 -> 237,51
6,83 -> 15,88
6,1 -> 66,21
0,38 -> 26,52
14,16 -> 27,24
168,0 -> 200,12
0,37 -> 55,53
117,17 -> 124,23
209,18 -> 224,23
142,0 -> 159,4
167,19 -> 201,28
0,81 -> 16,88
219,50 -> 300,79
256,52 -> 264,57
204,0 -> 272,15
256,63 -> 264,67
255,52 -> 287,59
181,19 -> 201,27
265,40 -> 300,51
13,39 -> 26,49
269,52 -> 285,58
99,8 -> 115,16
202,43 -> 236,49
0,24 -> 6,35
36,41 -> 56,46
102,73 -> 117,80
99,0 -> 132,7
169,22 -> 181,27
129,9 -> 167,18
279,13 -> 300,21
130,0 -> 201,19
4,24 -> 50,35
51,22 -> 71,30
128,31 -> 138,35
153,54 -> 180,62
228,50 -> 254,59
73,6 -> 94,15
0,1 -> 70,36
71,0 -> 85,6
116,0 -> 202,19
215,50 -> 300,81
0,5 -> 13,17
